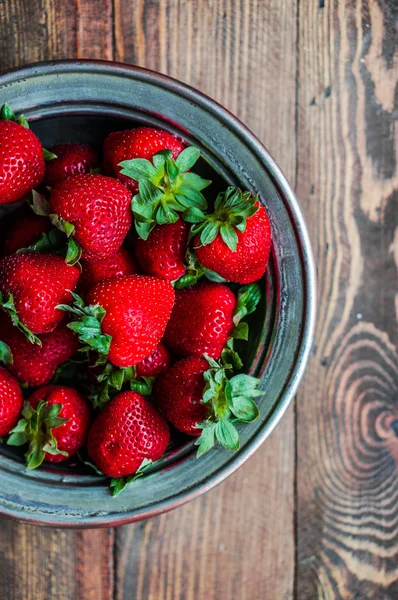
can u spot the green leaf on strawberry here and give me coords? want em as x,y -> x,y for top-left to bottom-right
0,340 -> 13,365
119,146 -> 211,239
43,148 -> 58,161
7,400 -> 69,470
57,292 -> 112,356
0,292 -> 42,345
0,103 -> 29,128
194,355 -> 262,457
92,362 -> 154,408
110,457 -> 154,497
191,187 -> 259,252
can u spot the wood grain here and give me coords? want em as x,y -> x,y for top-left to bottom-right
0,3 -> 115,600
296,0 -> 398,598
113,1 -> 297,598
0,522 -> 114,600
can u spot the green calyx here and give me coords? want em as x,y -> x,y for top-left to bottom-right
1,103 -> 29,128
7,400 -> 69,470
110,458 -> 154,497
119,146 -> 211,240
1,105 -> 56,160
186,187 -> 259,252
220,283 -> 262,370
90,359 -> 154,409
0,340 -> 12,365
57,292 -> 112,356
194,355 -> 262,458
174,249 -> 228,290
0,292 -> 41,345
27,191 -> 81,265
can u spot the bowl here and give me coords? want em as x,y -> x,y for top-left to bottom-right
0,60 -> 316,527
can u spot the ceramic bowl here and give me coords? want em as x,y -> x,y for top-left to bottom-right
0,61 -> 316,527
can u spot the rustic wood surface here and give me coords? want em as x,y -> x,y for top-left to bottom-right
0,0 -> 396,598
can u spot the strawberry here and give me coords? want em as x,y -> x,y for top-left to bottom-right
44,143 -> 99,187
103,127 -> 185,192
116,143 -> 210,240
87,390 -> 170,480
59,275 -> 175,368
0,253 -> 80,340
0,104 -> 45,205
155,357 -> 209,436
188,187 -> 272,284
1,210 -> 50,256
135,342 -> 171,378
49,174 -> 132,261
164,282 -> 236,359
133,219 -> 189,281
0,314 -> 79,387
8,385 -> 90,468
155,356 -> 262,456
0,366 -> 23,436
79,248 -> 138,296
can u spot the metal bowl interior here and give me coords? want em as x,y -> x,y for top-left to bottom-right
0,61 -> 315,527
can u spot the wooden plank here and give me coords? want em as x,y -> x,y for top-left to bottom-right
113,1 -> 298,598
296,0 -> 398,598
0,3 -> 115,600
0,0 -> 113,70
0,523 -> 114,600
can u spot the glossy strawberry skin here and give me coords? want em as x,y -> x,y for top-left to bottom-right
28,385 -> 90,462
87,391 -> 170,478
103,127 -> 185,192
0,253 -> 80,334
135,342 -> 171,378
49,174 -> 132,262
87,275 -> 175,368
133,219 -> 189,281
2,212 -> 50,256
0,120 -> 45,205
0,314 -> 79,387
0,366 -> 23,436
164,282 -> 236,359
44,143 -> 99,187
195,204 -> 272,284
79,248 -> 138,296
155,357 -> 209,436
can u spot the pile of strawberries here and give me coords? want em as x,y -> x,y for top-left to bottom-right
0,104 -> 272,495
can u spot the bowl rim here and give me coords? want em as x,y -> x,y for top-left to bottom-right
0,60 -> 316,527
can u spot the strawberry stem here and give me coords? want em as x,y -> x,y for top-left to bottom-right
194,355 -> 262,457
7,400 -> 69,470
119,147 -> 211,240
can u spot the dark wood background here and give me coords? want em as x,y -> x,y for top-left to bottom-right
0,0 -> 397,598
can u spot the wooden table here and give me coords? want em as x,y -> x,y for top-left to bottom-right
0,1 -> 396,598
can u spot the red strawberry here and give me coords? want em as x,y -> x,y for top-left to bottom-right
164,282 -> 236,359
8,385 -> 90,468
0,253 -> 80,338
133,219 -> 189,281
156,356 -> 262,456
135,342 -> 171,378
2,211 -> 50,256
0,366 -> 23,436
0,106 -> 45,205
156,357 -> 208,436
191,187 -> 272,284
44,143 -> 99,187
79,248 -> 138,296
0,314 -> 79,387
49,174 -> 132,262
103,127 -> 185,192
87,390 -> 170,478
62,275 -> 175,368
